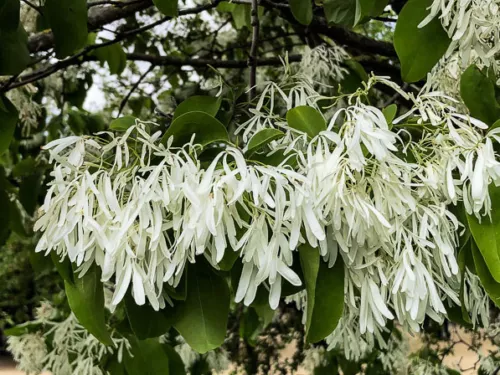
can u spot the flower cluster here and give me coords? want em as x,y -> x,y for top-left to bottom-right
34,46 -> 498,357
7,303 -> 129,375
421,0 -> 500,77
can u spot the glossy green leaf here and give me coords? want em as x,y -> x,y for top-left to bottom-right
173,263 -> 230,353
0,95 -> 19,155
125,292 -> 175,340
0,23 -> 30,75
65,264 -> 113,345
358,0 -> 389,19
123,338 -> 170,375
324,0 -> 359,27
19,172 -> 43,215
251,287 -> 275,328
394,0 -> 450,82
467,185 -> 500,283
299,244 -> 320,342
460,65 -> 500,125
218,249 -> 240,271
9,199 -> 28,237
4,321 -> 43,336
250,149 -> 297,167
457,244 -> 472,324
110,116 -> 137,131
382,104 -> 397,125
161,111 -> 229,148
173,95 -> 222,120
289,0 -> 313,25
345,59 -> 368,82
12,157 -> 37,178
163,343 -> 187,375
153,0 -> 178,17
51,252 -> 74,284
93,43 -> 127,75
0,0 -> 20,32
239,307 -> 261,346
246,128 -> 285,156
105,356 -> 127,375
286,106 -> 326,138
300,245 -> 344,343
471,240 -> 500,307
44,0 -> 88,58
231,4 -> 251,29
165,270 -> 187,301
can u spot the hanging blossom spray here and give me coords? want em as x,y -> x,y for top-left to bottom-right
33,46 -> 499,359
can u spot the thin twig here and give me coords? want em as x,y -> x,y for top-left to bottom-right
248,0 -> 260,100
22,0 -> 43,13
374,16 -> 397,22
87,0 -> 143,8
118,64 -> 155,116
1,1 -> 222,92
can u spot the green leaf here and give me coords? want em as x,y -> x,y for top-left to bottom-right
231,4 -> 251,29
0,95 -> 19,155
382,104 -> 397,125
4,321 -> 43,336
0,0 -> 20,32
250,149 -> 297,167
173,263 -> 230,353
161,111 -> 229,148
467,185 -> 500,283
93,43 -> 127,75
165,269 -> 187,301
300,245 -> 344,343
105,356 -> 127,375
44,0 -> 88,58
218,249 -> 240,271
124,338 -> 170,375
12,157 -> 37,178
460,65 -> 500,125
65,264 -> 113,345
358,0 -> 389,19
9,199 -> 28,237
125,292 -> 174,340
289,0 -> 313,25
163,343 -> 187,375
173,95 -> 222,120
110,116 -> 137,131
246,129 -> 285,157
394,0 -> 450,83
324,0 -> 359,27
153,0 -> 178,17
457,244 -> 472,324
19,172 -> 43,215
345,59 -> 368,82
251,287 -> 275,328
471,240 -> 500,308
0,23 -> 30,75
287,106 -> 326,138
239,307 -> 261,346
299,244 -> 320,341
51,252 -> 74,284
490,119 -> 500,132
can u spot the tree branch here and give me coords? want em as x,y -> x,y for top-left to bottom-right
27,0 -> 221,54
28,0 -> 152,54
118,64 -> 155,116
126,53 -> 302,68
248,0 -> 260,100
260,0 -> 397,58
22,0 -> 43,14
